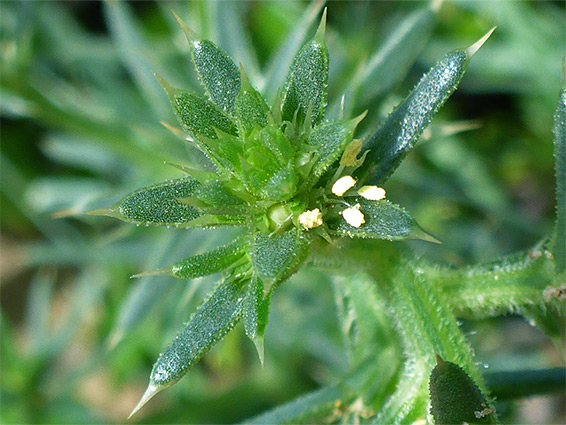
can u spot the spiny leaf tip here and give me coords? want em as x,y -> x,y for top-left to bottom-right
128,383 -> 163,420
466,27 -> 496,57
170,10 -> 197,41
314,8 -> 327,42
153,72 -> 175,97
83,207 -> 119,219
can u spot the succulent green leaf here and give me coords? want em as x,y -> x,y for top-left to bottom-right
358,47 -> 471,184
206,1 -> 261,83
166,86 -> 237,139
235,67 -> 270,136
147,274 -> 248,388
429,356 -> 497,425
87,178 -> 201,226
243,277 -> 271,365
250,228 -> 311,286
254,124 -> 295,166
304,114 -> 366,187
332,199 -> 438,242
134,236 -> 249,280
174,13 -> 241,114
201,131 -> 243,174
192,180 -> 251,214
241,126 -> 297,200
552,81 -> 566,273
263,164 -> 298,202
263,0 -> 326,101
281,11 -> 329,126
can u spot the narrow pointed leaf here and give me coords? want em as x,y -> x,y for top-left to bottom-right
194,180 -> 249,213
332,199 -> 438,242
250,228 -> 311,286
552,77 -> 566,273
136,236 -> 249,280
175,13 -> 240,114
305,113 -> 366,187
163,83 -> 237,138
235,68 -> 270,135
243,278 -> 271,365
358,34 -> 489,184
281,11 -> 329,125
201,131 -> 243,174
147,275 -> 248,390
263,0 -> 325,100
208,1 -> 261,84
89,178 -> 201,226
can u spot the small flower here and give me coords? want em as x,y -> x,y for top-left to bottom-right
298,208 -> 323,230
332,175 -> 356,197
341,204 -> 365,228
358,185 -> 386,201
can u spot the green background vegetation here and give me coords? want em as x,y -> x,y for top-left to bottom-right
1,1 -> 564,423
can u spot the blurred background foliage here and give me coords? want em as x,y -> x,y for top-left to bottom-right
0,1 -> 564,423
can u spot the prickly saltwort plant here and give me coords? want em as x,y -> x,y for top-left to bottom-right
88,5 -> 565,424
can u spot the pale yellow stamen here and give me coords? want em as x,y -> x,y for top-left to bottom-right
298,208 -> 323,230
332,175 -> 356,197
342,204 -> 365,228
358,185 -> 386,201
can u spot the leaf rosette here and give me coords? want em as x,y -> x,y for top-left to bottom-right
86,8 -> 503,419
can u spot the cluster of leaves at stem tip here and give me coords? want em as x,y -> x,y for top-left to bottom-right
86,5 -> 566,423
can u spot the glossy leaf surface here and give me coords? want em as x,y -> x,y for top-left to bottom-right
138,236 -> 249,280
304,115 -> 365,187
359,48 -> 470,184
281,13 -> 328,125
149,275 -> 248,388
332,199 -> 436,242
176,17 -> 241,114
250,229 -> 310,286
235,69 -> 270,135
90,178 -> 201,226
169,89 -> 237,138
243,277 -> 270,364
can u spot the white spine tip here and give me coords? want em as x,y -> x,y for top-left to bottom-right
341,205 -> 365,228
332,175 -> 357,197
358,186 -> 386,201
128,383 -> 162,420
467,27 -> 497,58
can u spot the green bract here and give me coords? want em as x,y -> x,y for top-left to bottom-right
84,6 -> 565,423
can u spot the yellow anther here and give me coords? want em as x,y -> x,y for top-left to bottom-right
332,175 -> 356,197
342,204 -> 365,228
298,208 -> 323,230
358,185 -> 386,201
